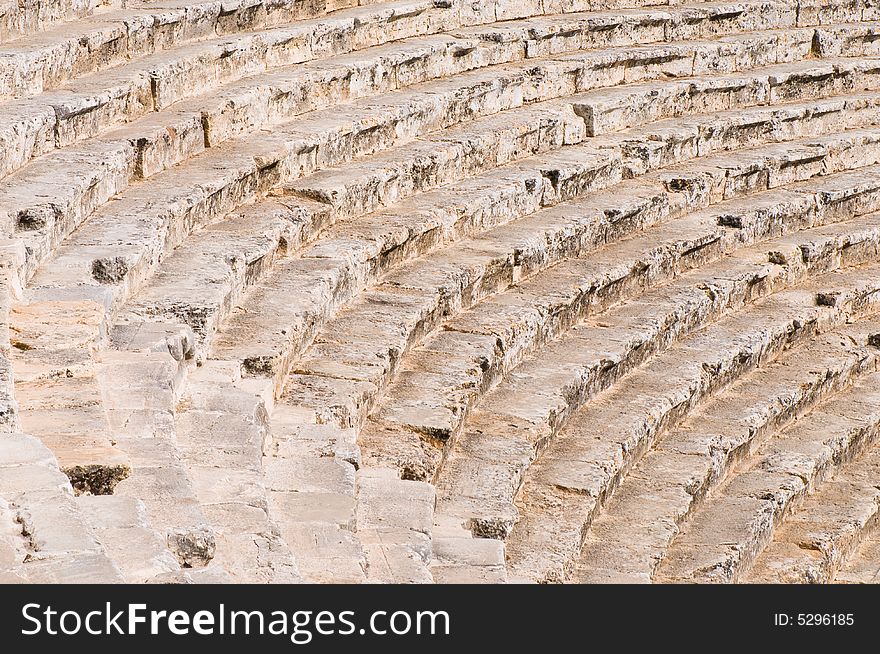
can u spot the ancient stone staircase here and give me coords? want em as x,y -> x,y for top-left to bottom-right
1,0 -> 880,583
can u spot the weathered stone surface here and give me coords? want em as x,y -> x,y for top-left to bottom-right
6,0 -> 880,586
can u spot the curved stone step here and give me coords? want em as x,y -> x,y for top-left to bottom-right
0,0 -> 441,100
357,166 -> 880,475
431,251 -> 880,550
0,0 -> 444,183
0,0 -> 96,44
0,0 -> 824,188
288,57 -> 880,219
358,147 -> 880,481
208,94 -> 880,391
655,356 -> 880,583
3,26 -> 872,272
745,438 -> 880,583
571,321 -> 879,584
9,50 -> 875,315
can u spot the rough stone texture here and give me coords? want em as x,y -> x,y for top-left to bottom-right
4,0 -> 880,584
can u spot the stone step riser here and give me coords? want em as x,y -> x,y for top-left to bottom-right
94,351 -> 220,570
108,92 -> 880,369
211,133 -> 880,442
360,133 -> 880,452
16,55 -> 879,321
0,1 -> 445,185
659,380 -> 880,583
1,0 -> 821,192
359,165 -> 880,480
1,1 -> 441,100
0,0 -> 97,45
509,327 -> 879,582
4,0 -> 846,103
570,338 -> 878,585
750,477 -> 880,583
288,59 -> 880,224
444,276 -> 880,543
0,432 -> 125,582
3,18 -> 872,252
173,366 -> 302,583
74,495 -> 181,583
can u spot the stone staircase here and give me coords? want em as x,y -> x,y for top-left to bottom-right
2,0 -> 880,583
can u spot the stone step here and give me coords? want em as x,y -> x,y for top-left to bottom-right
358,149 -> 880,481
12,0 -> 791,102
355,166 -> 880,473
655,364 -> 880,583
266,405 -> 366,583
571,58 -> 880,138
209,94 -> 880,390
431,251 -> 880,548
174,362 -> 302,582
125,89 -> 880,365
114,200 -> 298,360
10,300 -> 131,494
745,444 -> 880,583
598,93 -> 880,178
836,534 -> 880,583
286,57 -> 880,221
95,350 -> 218,569
74,495 -> 181,582
0,0 -> 825,190
0,0 -> 440,100
571,321 -> 879,584
0,431 -> 124,582
7,32 -> 872,284
0,0 -> 96,44
429,514 -> 507,582
16,66 -> 600,303
0,0 -> 443,183
13,47 -> 877,306
355,466 -> 435,583
456,1 -> 798,58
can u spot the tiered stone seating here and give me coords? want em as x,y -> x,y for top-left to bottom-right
3,0 -> 880,583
